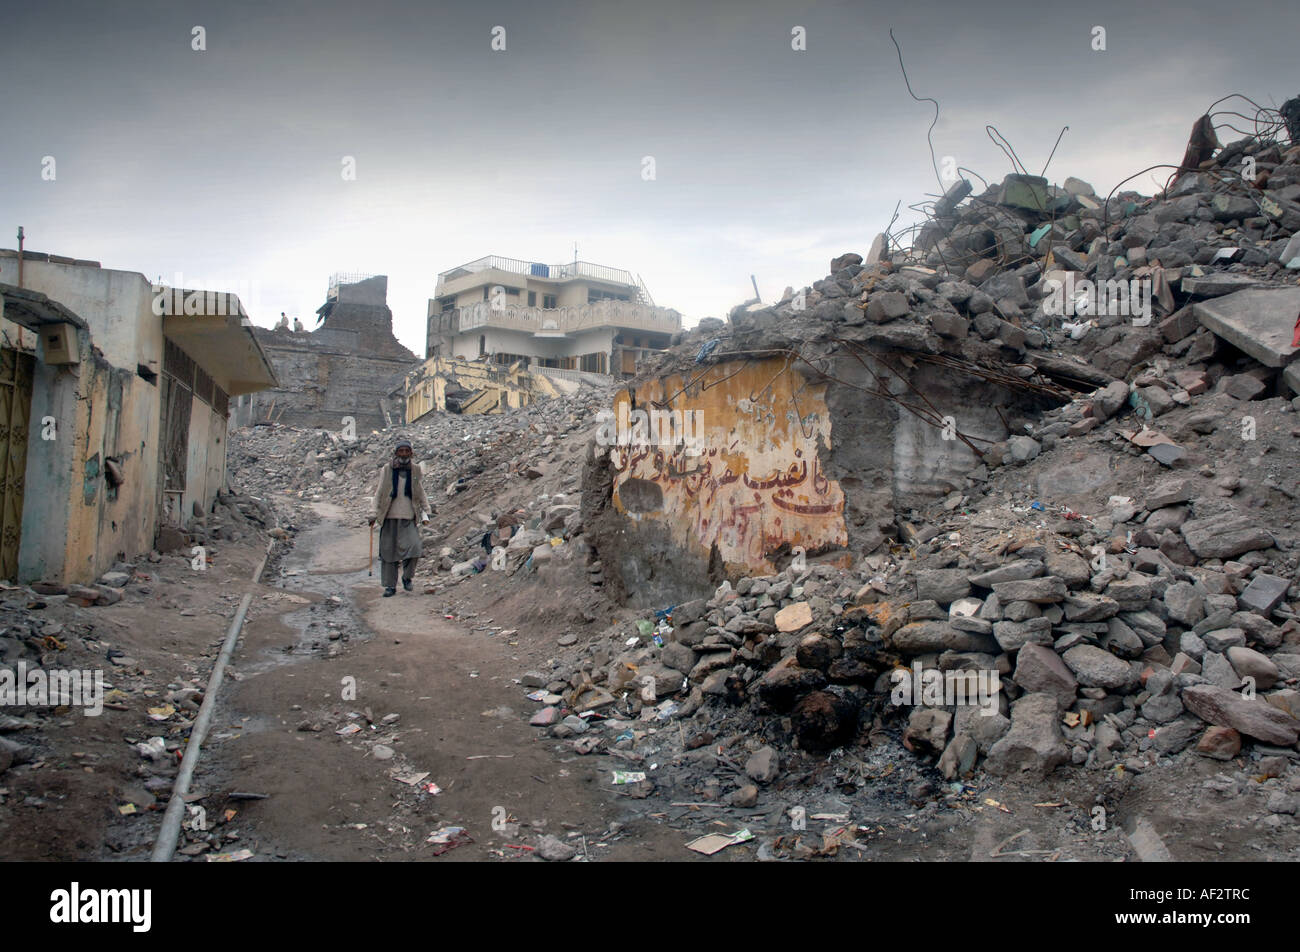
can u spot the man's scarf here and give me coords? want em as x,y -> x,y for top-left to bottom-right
390,460 -> 413,499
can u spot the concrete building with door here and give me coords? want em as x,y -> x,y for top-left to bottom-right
0,249 -> 277,585
426,256 -> 681,376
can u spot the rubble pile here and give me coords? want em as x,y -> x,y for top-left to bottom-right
502,119 -> 1300,816
229,377 -> 616,584
643,131 -> 1300,405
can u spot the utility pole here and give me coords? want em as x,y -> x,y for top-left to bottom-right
750,274 -> 761,303
16,226 -> 25,288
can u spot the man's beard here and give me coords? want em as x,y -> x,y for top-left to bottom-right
393,457 -> 412,469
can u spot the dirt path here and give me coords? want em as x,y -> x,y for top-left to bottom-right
178,503 -> 1300,864
190,503 -> 690,861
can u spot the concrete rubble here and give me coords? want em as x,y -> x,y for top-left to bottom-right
53,104 -> 1290,859
292,111 -> 1300,849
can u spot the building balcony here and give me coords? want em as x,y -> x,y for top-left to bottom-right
450,299 -> 680,337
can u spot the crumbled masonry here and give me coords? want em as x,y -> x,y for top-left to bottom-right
5,109 -> 1300,859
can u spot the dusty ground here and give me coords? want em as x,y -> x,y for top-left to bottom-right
164,504 -> 1300,861
3,497 -> 1296,862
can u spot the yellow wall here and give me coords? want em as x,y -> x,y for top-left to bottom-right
610,358 -> 848,576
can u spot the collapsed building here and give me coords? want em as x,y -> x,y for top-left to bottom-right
399,354 -> 570,420
0,250 -> 276,586
246,274 -> 418,430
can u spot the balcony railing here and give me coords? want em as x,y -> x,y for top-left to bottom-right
450,299 -> 679,336
435,256 -> 655,305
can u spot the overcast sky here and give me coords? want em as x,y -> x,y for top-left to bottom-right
2,0 -> 1296,354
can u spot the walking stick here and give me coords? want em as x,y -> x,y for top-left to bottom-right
369,522 -> 374,576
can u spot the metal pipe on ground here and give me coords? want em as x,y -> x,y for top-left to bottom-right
150,537 -> 274,863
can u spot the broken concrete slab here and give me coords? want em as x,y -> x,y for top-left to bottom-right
1181,273 -> 1260,298
1181,684 -> 1300,745
1192,287 -> 1300,368
1238,573 -> 1290,615
1181,513 -> 1274,559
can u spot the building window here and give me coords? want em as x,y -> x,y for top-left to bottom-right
588,289 -> 631,303
527,291 -> 536,307
543,294 -> 557,309
479,335 -> 486,356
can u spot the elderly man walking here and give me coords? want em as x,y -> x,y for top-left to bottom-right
368,438 -> 430,596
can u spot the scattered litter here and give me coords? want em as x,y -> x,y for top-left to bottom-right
336,724 -> 362,736
686,828 -> 754,855
393,771 -> 431,786
206,848 -> 255,862
427,826 -> 473,855
612,771 -> 647,784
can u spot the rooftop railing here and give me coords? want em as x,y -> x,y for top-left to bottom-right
435,256 -> 654,304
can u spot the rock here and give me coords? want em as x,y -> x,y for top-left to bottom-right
1045,549 -> 1091,589
791,690 -> 860,751
1013,644 -> 1078,709
915,569 -> 971,605
866,291 -> 910,323
1239,574 -> 1290,615
1225,646 -> 1280,689
992,577 -> 1069,606
1142,692 -> 1185,724
1180,514 -> 1274,559
1153,717 -> 1201,754
984,693 -> 1069,779
1222,373 -> 1267,401
661,641 -> 698,675
892,621 -> 997,655
745,746 -> 780,783
729,784 -> 759,808
1064,594 -> 1120,622
969,560 -> 1043,587
932,313 -> 969,338
93,586 -> 123,605
794,634 -> 839,671
903,708 -> 952,757
774,602 -> 813,632
1195,726 -> 1242,760
98,571 -> 131,588
938,733 -> 978,780
1202,628 -> 1246,652
1164,582 -> 1205,626
536,834 -> 577,861
1007,436 -> 1041,463
1200,652 -> 1242,690
1062,645 -> 1137,691
755,658 -> 826,711
830,252 -> 863,273
954,704 -> 1011,754
1181,684 -> 1300,745
1095,380 -> 1130,419
529,706 -> 559,727
993,617 -> 1053,652
1265,792 -> 1300,815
